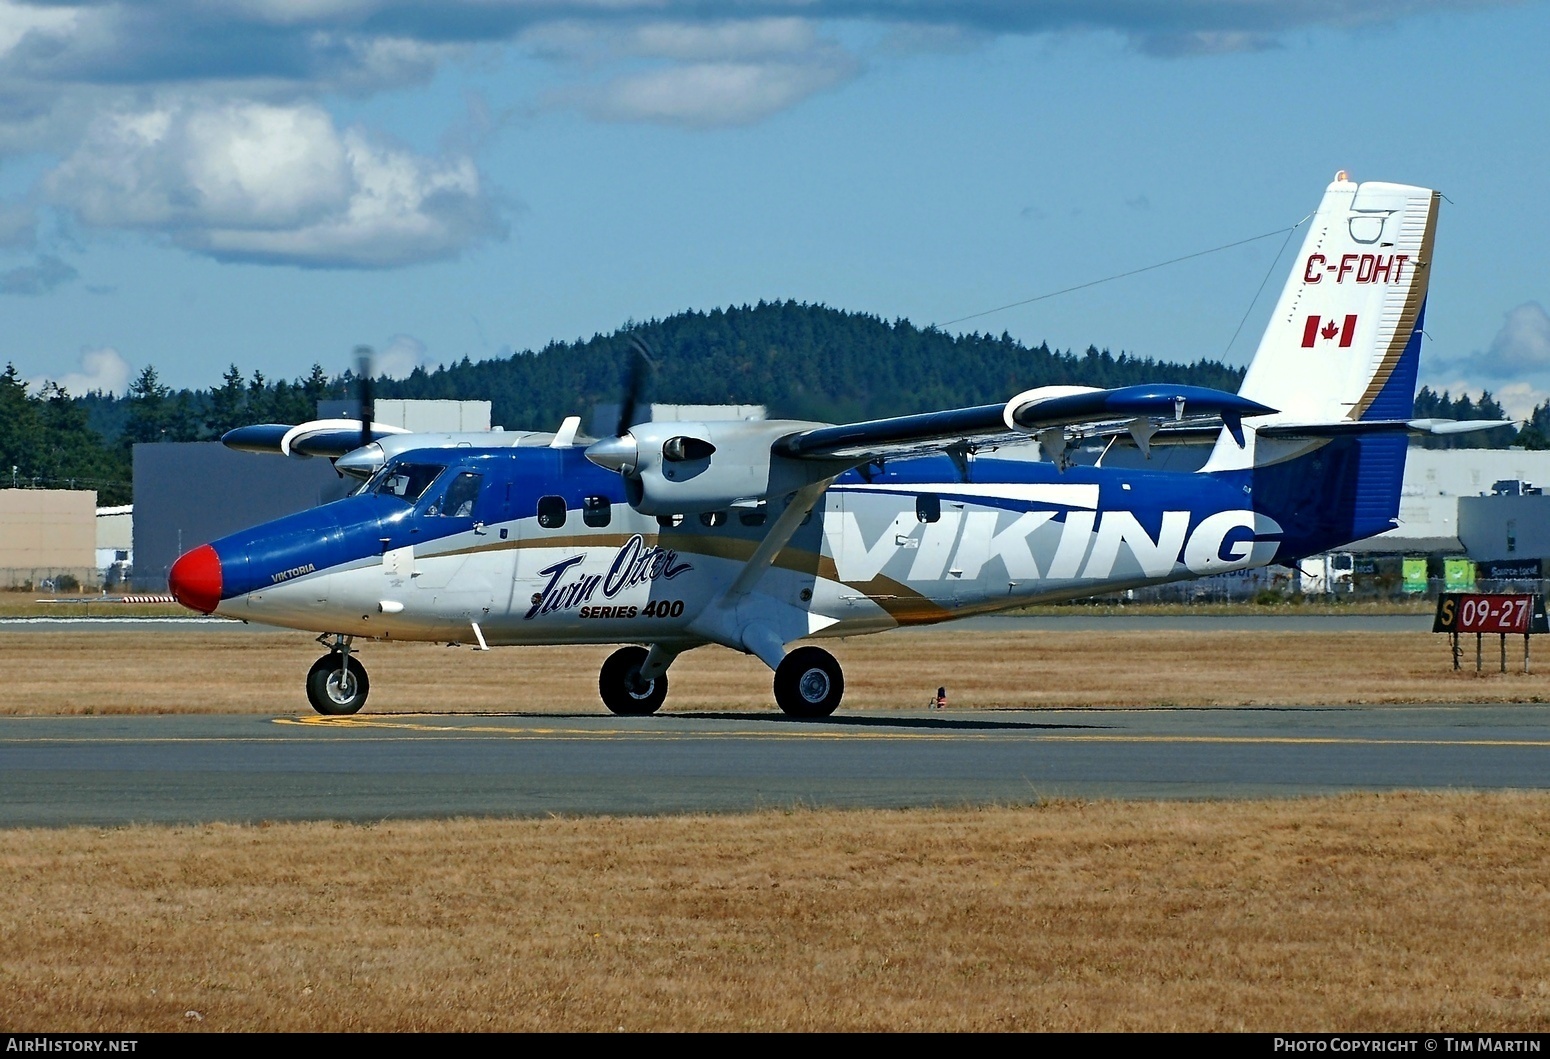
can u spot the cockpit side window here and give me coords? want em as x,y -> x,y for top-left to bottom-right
433,471 -> 483,518
369,462 -> 446,503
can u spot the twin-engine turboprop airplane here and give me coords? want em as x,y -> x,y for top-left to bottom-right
169,173 -> 1503,718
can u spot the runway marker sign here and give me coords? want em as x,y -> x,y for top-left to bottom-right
1433,593 -> 1547,672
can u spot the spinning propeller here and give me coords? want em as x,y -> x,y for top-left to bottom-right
355,345 -> 375,452
585,335 -> 656,475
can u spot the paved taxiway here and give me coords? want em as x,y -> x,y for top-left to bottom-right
2,704 -> 1547,826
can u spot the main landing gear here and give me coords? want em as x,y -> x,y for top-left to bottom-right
773,646 -> 844,719
596,643 -> 845,719
307,634 -> 369,715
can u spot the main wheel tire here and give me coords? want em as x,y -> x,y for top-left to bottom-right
306,654 -> 369,716
773,646 -> 844,719
599,646 -> 668,716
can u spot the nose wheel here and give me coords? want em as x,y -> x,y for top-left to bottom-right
774,646 -> 844,718
307,638 -> 369,715
599,645 -> 668,716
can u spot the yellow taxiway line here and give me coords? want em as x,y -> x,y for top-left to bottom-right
270,714 -> 1550,748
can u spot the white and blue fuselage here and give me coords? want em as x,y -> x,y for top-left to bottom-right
182,441 -> 1339,651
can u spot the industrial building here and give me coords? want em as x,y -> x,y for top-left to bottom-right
1352,449 -> 1550,559
0,489 -> 97,590
96,504 -> 133,588
132,443 -> 352,592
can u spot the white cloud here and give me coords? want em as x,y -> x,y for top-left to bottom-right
0,1 -> 1513,270
0,0 -> 78,59
0,3 -> 1509,113
45,101 -> 504,267
1488,381 -> 1547,423
374,333 -> 427,379
30,346 -> 132,396
1424,303 -> 1550,418
1481,302 -> 1550,378
624,19 -> 825,62
569,55 -> 860,127
1430,302 -> 1550,380
524,18 -> 827,63
529,17 -> 860,127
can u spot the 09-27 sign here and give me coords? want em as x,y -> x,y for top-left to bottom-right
1432,593 -> 1548,635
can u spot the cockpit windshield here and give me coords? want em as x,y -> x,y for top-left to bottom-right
367,462 -> 446,503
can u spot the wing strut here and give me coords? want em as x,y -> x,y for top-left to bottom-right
686,478 -> 836,670
725,479 -> 834,602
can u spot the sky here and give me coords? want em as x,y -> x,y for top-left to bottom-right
1,0 -> 1547,421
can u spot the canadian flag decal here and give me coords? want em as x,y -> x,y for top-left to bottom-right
1302,314 -> 1357,348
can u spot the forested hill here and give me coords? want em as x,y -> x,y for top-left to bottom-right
378,301 -> 1248,431
1,301 -> 1540,506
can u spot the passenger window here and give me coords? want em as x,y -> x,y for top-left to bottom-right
537,495 -> 567,529
583,495 -> 611,528
699,511 -> 727,528
916,494 -> 941,524
739,509 -> 767,527
657,514 -> 684,529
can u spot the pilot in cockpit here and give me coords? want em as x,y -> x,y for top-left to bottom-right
441,471 -> 481,518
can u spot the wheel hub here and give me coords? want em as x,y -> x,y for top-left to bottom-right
328,672 -> 356,703
798,668 -> 830,702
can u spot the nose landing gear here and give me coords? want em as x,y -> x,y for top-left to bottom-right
599,645 -> 668,716
307,634 -> 369,715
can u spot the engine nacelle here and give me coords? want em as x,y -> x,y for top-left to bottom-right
588,419 -> 835,516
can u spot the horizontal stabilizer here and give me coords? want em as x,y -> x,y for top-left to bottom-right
1406,417 -> 1517,435
1256,417 -> 1515,439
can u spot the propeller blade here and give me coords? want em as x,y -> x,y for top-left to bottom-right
617,335 -> 656,438
355,345 -> 375,451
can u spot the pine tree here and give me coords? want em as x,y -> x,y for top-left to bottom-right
0,363 -> 43,486
209,364 -> 247,435
123,365 -> 173,449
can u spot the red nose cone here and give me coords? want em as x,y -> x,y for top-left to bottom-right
168,544 -> 222,614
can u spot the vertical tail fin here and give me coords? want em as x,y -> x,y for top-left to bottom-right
1207,173 -> 1439,470
1206,173 -> 1440,558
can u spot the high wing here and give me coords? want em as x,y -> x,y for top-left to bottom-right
223,419 -> 412,459
220,418 -> 578,479
771,383 -> 1277,462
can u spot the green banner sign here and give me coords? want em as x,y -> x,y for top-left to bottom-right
1403,558 -> 1428,594
1444,558 -> 1476,592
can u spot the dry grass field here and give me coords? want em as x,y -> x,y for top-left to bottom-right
0,625 -> 1543,715
3,793 -> 1549,1032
